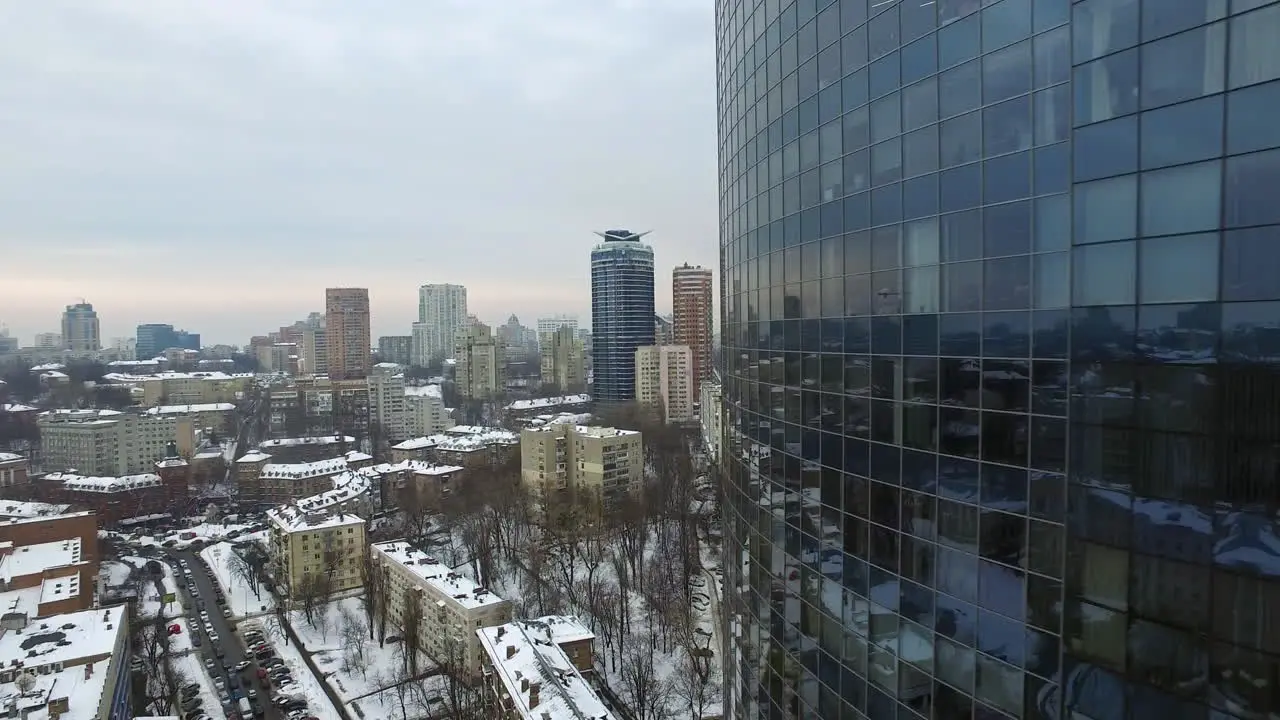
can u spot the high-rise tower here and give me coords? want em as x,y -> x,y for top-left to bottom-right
590,230 -> 655,405
416,284 -> 468,366
61,302 -> 100,352
324,288 -> 371,380
672,263 -> 713,393
717,1 -> 1280,718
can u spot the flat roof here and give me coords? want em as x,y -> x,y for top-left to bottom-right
45,473 -> 162,493
0,538 -> 83,579
361,460 -> 464,478
506,394 -> 591,411
0,605 -> 125,667
0,500 -> 72,519
267,506 -> 364,533
144,403 -> 236,415
373,540 -> 506,611
259,435 -> 354,449
259,457 -> 349,480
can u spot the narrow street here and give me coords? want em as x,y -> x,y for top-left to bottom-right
170,549 -> 282,720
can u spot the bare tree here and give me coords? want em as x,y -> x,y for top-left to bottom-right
136,617 -> 188,715
400,587 -> 423,677
360,549 -> 387,644
227,549 -> 261,599
294,571 -> 328,625
262,611 -> 288,645
338,604 -> 370,679
673,650 -> 719,719
398,482 -> 433,544
618,631 -> 671,720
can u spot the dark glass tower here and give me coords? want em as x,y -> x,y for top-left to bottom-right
591,229 -> 656,405
717,0 -> 1280,718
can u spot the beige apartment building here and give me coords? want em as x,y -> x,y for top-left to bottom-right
520,424 -> 643,523
37,409 -> 196,475
538,325 -> 586,393
371,540 -> 512,680
267,506 -> 366,598
634,344 -> 696,424
325,288 -> 372,381
99,370 -> 253,407
367,363 -> 407,441
454,323 -> 504,399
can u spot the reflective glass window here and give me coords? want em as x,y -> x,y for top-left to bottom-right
904,0 -> 938,40
1035,142 -> 1071,195
939,13 -> 981,68
871,52 -> 902,99
1142,0 -> 1227,40
903,124 -> 940,177
1034,0 -> 1070,31
983,0 -> 1032,51
1222,226 -> 1280,300
1140,23 -> 1227,109
1034,195 -> 1070,251
1074,49 -> 1140,125
1034,25 -> 1071,88
1140,233 -> 1221,303
984,40 -> 1033,103
984,95 -> 1034,156
1034,252 -> 1070,308
1074,115 -> 1138,181
904,78 -> 939,131
941,111 -> 983,167
1227,80 -> 1280,154
1229,3 -> 1280,88
1034,84 -> 1071,145
1225,148 -> 1280,227
941,60 -> 983,118
870,4 -> 902,59
1073,0 -> 1139,62
1140,161 -> 1223,237
871,94 -> 903,143
903,34 -> 938,84
1073,175 -> 1138,244
1141,95 -> 1225,169
1074,241 -> 1137,305
984,151 -> 1033,203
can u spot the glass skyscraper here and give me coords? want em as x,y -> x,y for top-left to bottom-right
591,229 -> 656,404
716,0 -> 1280,718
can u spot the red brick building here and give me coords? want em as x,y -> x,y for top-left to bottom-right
39,459 -> 190,527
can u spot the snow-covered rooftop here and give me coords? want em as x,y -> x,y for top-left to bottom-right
37,408 -> 122,424
477,619 -> 615,720
0,607 -> 126,720
267,505 -> 364,533
260,457 -> 350,480
526,412 -> 594,428
293,471 -> 371,514
0,500 -> 72,519
235,450 -> 272,464
259,435 -> 354,449
30,363 -> 65,372
101,370 -> 252,381
45,472 -> 162,493
0,538 -> 83,579
526,615 -> 595,646
155,457 -> 188,468
143,402 -> 236,415
2,403 -> 37,413
344,450 -> 373,463
392,427 -> 518,453
506,394 -> 591,411
373,540 -> 505,610
359,460 -> 464,478
403,384 -> 443,398
0,452 -> 24,463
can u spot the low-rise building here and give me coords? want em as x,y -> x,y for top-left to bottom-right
267,507 -> 366,599
0,453 -> 31,496
141,402 -> 235,435
40,458 -> 189,527
99,369 -> 253,406
257,435 -> 354,464
360,460 -> 464,513
476,616 -> 612,720
0,604 -> 132,720
389,426 -> 519,467
0,536 -> 96,617
404,384 -> 454,439
371,540 -> 511,680
37,409 -> 196,476
236,452 -> 373,507
504,395 -> 591,423
520,424 -> 643,524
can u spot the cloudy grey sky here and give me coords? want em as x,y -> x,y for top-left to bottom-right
0,1 -> 716,345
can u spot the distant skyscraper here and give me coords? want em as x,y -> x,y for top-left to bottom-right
590,229 -> 655,405
33,332 -> 62,349
417,284 -> 468,364
378,335 -> 413,365
324,288 -> 371,380
536,315 -> 579,339
60,302 -> 100,351
672,264 -> 713,393
136,323 -> 200,359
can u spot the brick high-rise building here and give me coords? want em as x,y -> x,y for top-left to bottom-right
325,288 -> 372,380
671,264 -> 713,392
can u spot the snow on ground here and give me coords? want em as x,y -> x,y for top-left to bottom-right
200,541 -> 275,619
353,674 -> 451,720
120,555 -> 185,620
168,617 -> 195,653
289,596 -> 436,718
112,521 -> 255,550
172,650 -> 223,719
261,616 -> 342,720
100,559 -> 132,587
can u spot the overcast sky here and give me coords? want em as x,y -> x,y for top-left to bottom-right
0,1 -> 716,346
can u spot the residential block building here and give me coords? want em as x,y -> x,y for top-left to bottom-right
371,540 -> 511,680
0,452 -> 30,495
235,451 -> 372,507
389,426 -> 519,467
324,288 -> 372,381
403,384 -> 454,439
98,370 -> 254,407
634,344 -> 695,424
671,263 -> 713,393
377,335 -> 413,365
256,435 -> 353,464
267,506 -> 366,598
454,323 -> 504,400
519,424 -> 642,523
416,284 -> 468,365
476,616 -> 610,720
539,325 -> 586,393
367,363 -> 407,442
36,409 -> 196,476
40,458 -> 190,527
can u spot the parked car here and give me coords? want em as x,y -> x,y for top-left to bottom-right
234,660 -> 252,672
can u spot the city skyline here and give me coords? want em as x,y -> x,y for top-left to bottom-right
0,2 -> 717,343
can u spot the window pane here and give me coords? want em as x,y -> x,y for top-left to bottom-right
1227,80 -> 1280,154
1034,85 -> 1070,145
1229,4 -> 1280,88
904,0 -> 939,41
1034,0 -> 1070,32
903,35 -> 938,84
1074,176 -> 1138,244
903,125 -> 940,177
1034,252 -> 1070,308
984,0 -> 1033,51
1073,0 -> 1139,63
871,94 -> 903,143
1141,95 -> 1225,169
1140,23 -> 1227,109
906,218 -> 942,266
1140,161 -> 1223,237
1141,0 -> 1227,40
1034,25 -> 1070,88
939,13 -> 981,68
984,41 -> 1033,103
941,60 -> 982,118
873,138 -> 904,186
1074,241 -> 1137,305
941,111 -> 983,167
1225,148 -> 1280,227
1222,226 -> 1280,301
1140,234 -> 1221,303
1074,49 -> 1140,125
1035,142 -> 1071,195
985,200 -> 1032,257
1074,115 -> 1138,181
984,96 -> 1034,156
905,266 -> 942,313
904,78 -> 939,131
1035,195 -> 1070,251
984,152 -> 1033,204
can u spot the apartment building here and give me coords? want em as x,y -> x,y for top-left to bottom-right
257,435 -> 353,464
361,460 -> 464,513
417,284 -> 469,365
325,288 -> 372,381
476,616 -> 609,720
519,424 -> 643,523
672,263 -> 713,393
378,335 -> 413,366
141,402 -> 235,435
40,459 -> 190,527
454,323 -> 504,399
37,409 -> 195,476
389,426 -> 519,467
539,325 -> 586,393
98,370 -> 253,407
267,506 -> 366,598
371,540 -> 511,680
0,453 -> 30,495
367,363 -> 407,442
634,344 -> 695,424
0,605 -> 131,720
0,508 -> 100,619
235,452 -> 372,507
699,379 -> 723,464
404,384 -> 454,439
256,342 -> 298,374
60,302 -> 101,352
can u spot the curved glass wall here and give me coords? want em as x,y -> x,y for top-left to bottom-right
591,231 -> 656,404
716,0 -> 1280,718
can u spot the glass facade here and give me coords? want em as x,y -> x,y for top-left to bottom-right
590,230 -> 656,404
715,0 -> 1280,718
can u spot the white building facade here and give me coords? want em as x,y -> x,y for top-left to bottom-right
634,344 -> 695,424
416,284 -> 468,365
